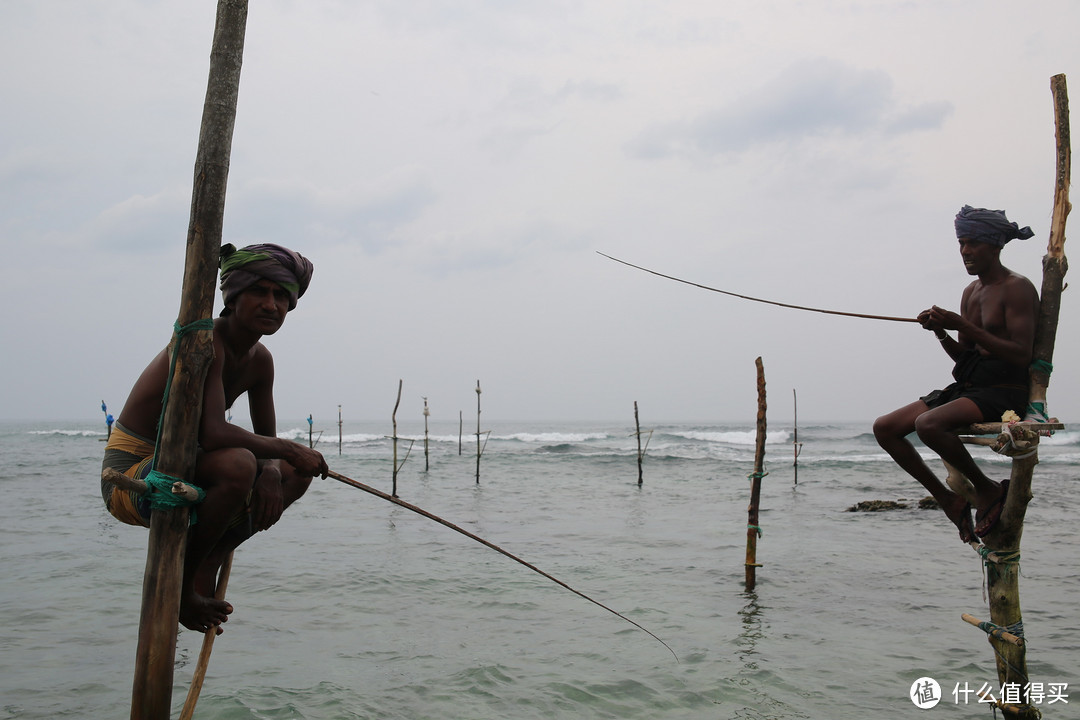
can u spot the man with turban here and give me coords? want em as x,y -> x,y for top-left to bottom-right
874,206 -> 1039,543
101,243 -> 327,635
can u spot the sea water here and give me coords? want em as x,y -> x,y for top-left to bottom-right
1,420 -> 1077,719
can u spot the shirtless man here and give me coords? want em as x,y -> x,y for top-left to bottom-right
101,243 -> 329,634
874,206 -> 1039,543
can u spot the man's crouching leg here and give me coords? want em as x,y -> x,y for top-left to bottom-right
181,447 -> 259,634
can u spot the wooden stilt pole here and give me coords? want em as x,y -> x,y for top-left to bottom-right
338,404 -> 342,455
631,401 -> 652,486
423,397 -> 430,472
745,357 -> 767,591
634,401 -> 644,486
954,75 -> 1069,720
130,3 -> 248,717
792,388 -> 802,485
475,381 -> 482,483
392,380 -> 402,497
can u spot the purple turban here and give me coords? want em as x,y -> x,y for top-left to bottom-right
219,243 -> 314,316
954,205 -> 1034,247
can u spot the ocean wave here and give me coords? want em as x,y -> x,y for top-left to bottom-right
672,429 -> 791,446
493,432 -> 612,444
28,429 -> 104,438
278,428 -> 384,444
1042,430 -> 1080,446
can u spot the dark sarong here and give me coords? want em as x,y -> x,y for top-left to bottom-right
920,348 -> 1028,422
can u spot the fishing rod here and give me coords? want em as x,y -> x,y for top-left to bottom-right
598,252 -> 919,323
326,469 -> 678,662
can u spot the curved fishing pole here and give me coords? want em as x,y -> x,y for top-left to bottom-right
327,469 -> 679,663
598,252 -> 920,323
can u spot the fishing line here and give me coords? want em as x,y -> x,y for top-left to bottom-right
327,469 -> 679,662
598,252 -> 919,323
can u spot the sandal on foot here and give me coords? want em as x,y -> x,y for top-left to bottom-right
975,479 -> 1010,538
957,503 -> 976,544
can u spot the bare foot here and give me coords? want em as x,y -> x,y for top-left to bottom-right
940,494 -> 976,544
180,590 -> 233,634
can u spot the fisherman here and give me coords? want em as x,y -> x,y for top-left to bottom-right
873,205 -> 1039,543
101,243 -> 328,634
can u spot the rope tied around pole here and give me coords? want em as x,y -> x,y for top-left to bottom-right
142,470 -> 206,512
747,524 -> 763,538
979,547 -> 1021,569
747,470 -> 768,481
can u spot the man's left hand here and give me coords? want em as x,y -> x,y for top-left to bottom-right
251,464 -> 285,531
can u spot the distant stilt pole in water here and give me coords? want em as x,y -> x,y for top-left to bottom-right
475,381 -> 482,483
632,402 -> 652,486
307,414 -> 313,449
459,411 -> 463,456
423,397 -> 430,472
635,402 -> 644,485
792,389 -> 803,485
338,404 -> 343,455
392,381 -> 402,497
102,400 -> 114,439
745,357 -> 767,591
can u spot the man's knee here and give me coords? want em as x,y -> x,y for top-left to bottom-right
198,448 -> 258,493
913,411 -> 949,441
282,464 -> 313,505
873,412 -> 908,444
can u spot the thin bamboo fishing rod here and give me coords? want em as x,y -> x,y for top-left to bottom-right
598,252 -> 919,323
326,469 -> 678,662
179,551 -> 233,720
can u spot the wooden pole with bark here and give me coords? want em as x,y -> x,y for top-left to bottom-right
129,2 -> 248,717
950,74 -> 1070,720
744,357 -> 767,591
634,401 -> 644,485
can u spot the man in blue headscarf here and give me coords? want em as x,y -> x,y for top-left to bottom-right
101,242 -> 327,635
874,206 -> 1039,543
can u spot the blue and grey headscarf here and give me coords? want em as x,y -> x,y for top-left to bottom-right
954,205 -> 1034,247
219,243 -> 314,316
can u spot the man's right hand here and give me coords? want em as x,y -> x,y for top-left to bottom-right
285,443 -> 329,479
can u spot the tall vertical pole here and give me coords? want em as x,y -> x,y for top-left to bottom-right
974,75 -> 1070,719
338,404 -> 343,455
423,397 -> 430,472
792,388 -> 801,485
475,381 -> 482,483
130,2 -> 248,717
634,401 -> 644,486
745,357 -> 767,591
392,381 -> 402,497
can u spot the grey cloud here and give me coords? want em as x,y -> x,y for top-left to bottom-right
224,173 -> 438,252
627,58 -> 944,159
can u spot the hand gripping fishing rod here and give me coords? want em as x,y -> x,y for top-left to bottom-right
598,252 -> 920,323
327,470 -> 679,662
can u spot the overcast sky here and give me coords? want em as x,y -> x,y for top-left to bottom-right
2,0 -> 1077,427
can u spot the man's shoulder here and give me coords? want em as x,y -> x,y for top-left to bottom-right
1003,270 -> 1039,295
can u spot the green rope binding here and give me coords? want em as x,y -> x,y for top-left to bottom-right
144,470 -> 207,511
979,546 -> 1021,568
1029,359 -> 1053,377
747,524 -> 763,537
